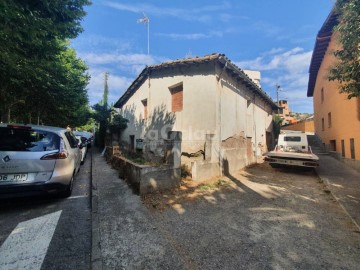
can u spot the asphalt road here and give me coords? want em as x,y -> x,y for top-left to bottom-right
0,150 -> 92,270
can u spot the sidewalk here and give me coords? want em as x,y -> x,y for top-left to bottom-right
90,149 -> 187,270
315,153 -> 360,231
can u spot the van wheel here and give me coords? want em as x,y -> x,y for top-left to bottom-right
60,175 -> 74,198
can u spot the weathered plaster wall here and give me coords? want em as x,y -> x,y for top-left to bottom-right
217,67 -> 273,159
281,119 -> 315,133
120,64 -> 217,154
118,61 -> 275,180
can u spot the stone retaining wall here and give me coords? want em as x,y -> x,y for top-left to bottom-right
105,146 -> 181,194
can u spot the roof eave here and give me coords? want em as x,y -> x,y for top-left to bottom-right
115,53 -> 277,110
217,56 -> 278,109
307,7 -> 338,97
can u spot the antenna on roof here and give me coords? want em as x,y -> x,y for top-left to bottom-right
185,49 -> 192,58
137,12 -> 150,55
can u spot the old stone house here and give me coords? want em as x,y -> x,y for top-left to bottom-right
114,53 -> 277,180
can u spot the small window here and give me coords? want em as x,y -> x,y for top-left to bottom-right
350,138 -> 355,159
328,112 -> 332,128
65,132 -> 78,148
141,99 -> 148,119
169,83 -> 183,112
329,140 -> 336,151
247,99 -> 252,108
0,127 -> 60,152
130,135 -> 135,152
284,136 -> 301,142
321,118 -> 325,131
321,88 -> 324,103
341,140 -> 345,157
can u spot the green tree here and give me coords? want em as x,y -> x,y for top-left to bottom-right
0,0 -> 91,123
101,72 -> 109,107
92,73 -> 128,148
94,73 -> 110,148
273,115 -> 282,142
108,113 -> 129,134
328,0 -> 360,98
92,103 -> 111,148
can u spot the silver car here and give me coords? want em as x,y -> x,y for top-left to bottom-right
75,134 -> 87,164
0,124 -> 82,198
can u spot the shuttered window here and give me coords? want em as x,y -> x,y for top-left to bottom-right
141,99 -> 147,119
170,84 -> 183,112
328,112 -> 332,128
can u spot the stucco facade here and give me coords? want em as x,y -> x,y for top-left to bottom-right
115,54 -> 277,177
307,9 -> 360,168
281,119 -> 315,133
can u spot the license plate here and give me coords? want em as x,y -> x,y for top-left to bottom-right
0,174 -> 28,182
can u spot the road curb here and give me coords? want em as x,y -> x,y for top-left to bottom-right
316,172 -> 360,232
91,148 -> 103,270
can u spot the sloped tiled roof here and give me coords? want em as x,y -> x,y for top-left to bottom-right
115,53 -> 277,109
307,8 -> 339,97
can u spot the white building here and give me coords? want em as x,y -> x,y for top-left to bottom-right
114,53 -> 277,179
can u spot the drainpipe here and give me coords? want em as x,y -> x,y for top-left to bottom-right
253,94 -> 257,163
216,61 -> 227,175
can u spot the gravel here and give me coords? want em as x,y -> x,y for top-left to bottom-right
142,163 -> 360,270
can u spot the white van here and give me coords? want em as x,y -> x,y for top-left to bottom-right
264,131 -> 319,168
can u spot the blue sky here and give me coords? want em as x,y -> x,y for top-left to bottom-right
71,0 -> 334,113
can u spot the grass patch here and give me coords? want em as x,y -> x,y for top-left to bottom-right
121,152 -> 162,166
198,179 -> 229,191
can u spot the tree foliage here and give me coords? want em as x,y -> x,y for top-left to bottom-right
328,0 -> 360,98
0,0 -> 91,126
108,113 -> 129,134
273,115 -> 282,142
92,73 -> 128,147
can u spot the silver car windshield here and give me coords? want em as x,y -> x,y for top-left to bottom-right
0,127 -> 60,152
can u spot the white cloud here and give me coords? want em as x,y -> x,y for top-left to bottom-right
83,52 -> 172,106
265,48 -> 285,55
81,53 -> 153,66
80,52 -> 171,75
235,47 -> 311,74
87,69 -> 134,106
71,34 -> 132,53
235,47 -> 313,113
103,1 -> 232,23
156,31 -> 223,40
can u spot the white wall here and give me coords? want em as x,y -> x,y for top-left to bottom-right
120,65 -> 218,153
218,71 -> 273,157
119,63 -> 273,158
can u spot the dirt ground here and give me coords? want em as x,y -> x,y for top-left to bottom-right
141,162 -> 360,269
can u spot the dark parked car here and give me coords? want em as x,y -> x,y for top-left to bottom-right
0,124 -> 82,198
74,131 -> 93,148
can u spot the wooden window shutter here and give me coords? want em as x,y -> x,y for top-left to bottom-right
141,99 -> 148,119
170,85 -> 183,112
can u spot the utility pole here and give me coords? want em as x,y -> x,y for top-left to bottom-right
276,83 -> 281,115
147,17 -> 150,55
